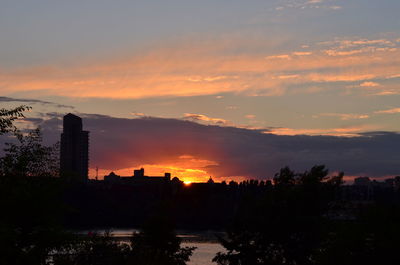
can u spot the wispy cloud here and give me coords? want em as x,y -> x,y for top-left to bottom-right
372,91 -> 400,96
276,0 -> 342,11
266,124 -> 379,137
186,75 -> 235,82
183,113 -> 229,125
360,81 -> 381,87
387,74 -> 400,79
321,38 -> 397,57
314,113 -> 370,121
307,0 -> 323,4
265,54 -> 292,60
0,96 -> 74,109
0,36 -> 399,99
226,105 -> 238,110
292,51 -> 313,56
375,108 -> 400,114
130,112 -> 146,117
245,114 -> 256,119
277,74 -> 300,79
307,74 -> 376,82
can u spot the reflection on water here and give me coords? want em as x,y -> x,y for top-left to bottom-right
79,229 -> 224,265
183,242 -> 224,265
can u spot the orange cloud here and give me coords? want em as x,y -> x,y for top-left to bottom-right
374,108 -> 400,114
266,124 -> 379,137
387,74 -> 400,79
183,113 -> 229,125
1,36 -> 399,99
315,113 -> 370,120
277,74 -> 300,79
292,51 -> 312,56
265,54 -> 292,60
372,91 -> 400,96
360,81 -> 380,87
245,114 -> 256,119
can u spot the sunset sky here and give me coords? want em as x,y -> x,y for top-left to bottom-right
1,0 -> 400,182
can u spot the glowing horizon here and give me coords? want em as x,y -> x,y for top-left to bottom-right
88,160 -> 248,183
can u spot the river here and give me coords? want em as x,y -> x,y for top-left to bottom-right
80,229 -> 225,265
183,242 -> 224,265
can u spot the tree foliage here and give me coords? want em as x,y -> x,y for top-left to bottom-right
0,106 -> 66,265
0,105 -> 58,177
214,165 -> 400,265
0,128 -> 59,177
0,105 -> 31,135
128,216 -> 196,265
0,175 -> 68,265
52,231 -> 130,265
214,165 -> 344,265
52,220 -> 195,265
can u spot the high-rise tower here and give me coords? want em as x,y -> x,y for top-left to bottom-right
60,113 -> 89,181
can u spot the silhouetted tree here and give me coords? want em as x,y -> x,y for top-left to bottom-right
0,105 -> 31,135
127,216 -> 195,265
0,175 -> 68,265
299,165 -> 329,186
214,166 -> 344,265
273,166 -> 296,186
326,171 -> 344,186
313,204 -> 400,265
0,106 -> 67,265
229,180 -> 238,187
53,231 -> 130,265
0,127 -> 59,177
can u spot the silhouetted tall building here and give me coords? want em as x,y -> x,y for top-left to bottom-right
60,113 -> 89,181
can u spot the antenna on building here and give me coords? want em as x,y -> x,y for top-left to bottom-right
96,166 -> 99,181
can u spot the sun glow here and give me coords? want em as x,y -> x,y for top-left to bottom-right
90,163 -> 212,183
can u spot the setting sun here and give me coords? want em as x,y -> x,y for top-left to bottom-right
90,163 -> 212,183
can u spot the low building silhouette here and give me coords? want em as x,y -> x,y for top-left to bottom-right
104,168 -> 173,184
354,176 -> 371,186
60,113 -> 89,181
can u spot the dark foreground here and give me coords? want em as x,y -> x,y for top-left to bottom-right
2,165 -> 400,265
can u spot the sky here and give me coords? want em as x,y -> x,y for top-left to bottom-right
1,0 -> 400,182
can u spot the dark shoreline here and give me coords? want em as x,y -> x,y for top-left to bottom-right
74,228 -> 224,243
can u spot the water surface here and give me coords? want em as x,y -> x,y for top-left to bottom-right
80,229 -> 225,265
183,242 -> 224,265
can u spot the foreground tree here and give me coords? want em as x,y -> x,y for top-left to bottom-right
128,216 -> 196,265
1,104 -> 58,178
0,105 -> 31,135
53,231 -> 130,265
313,202 -> 400,265
214,166 -> 344,265
0,106 -> 67,265
53,217 -> 195,265
0,128 -> 59,177
0,168 -> 68,265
